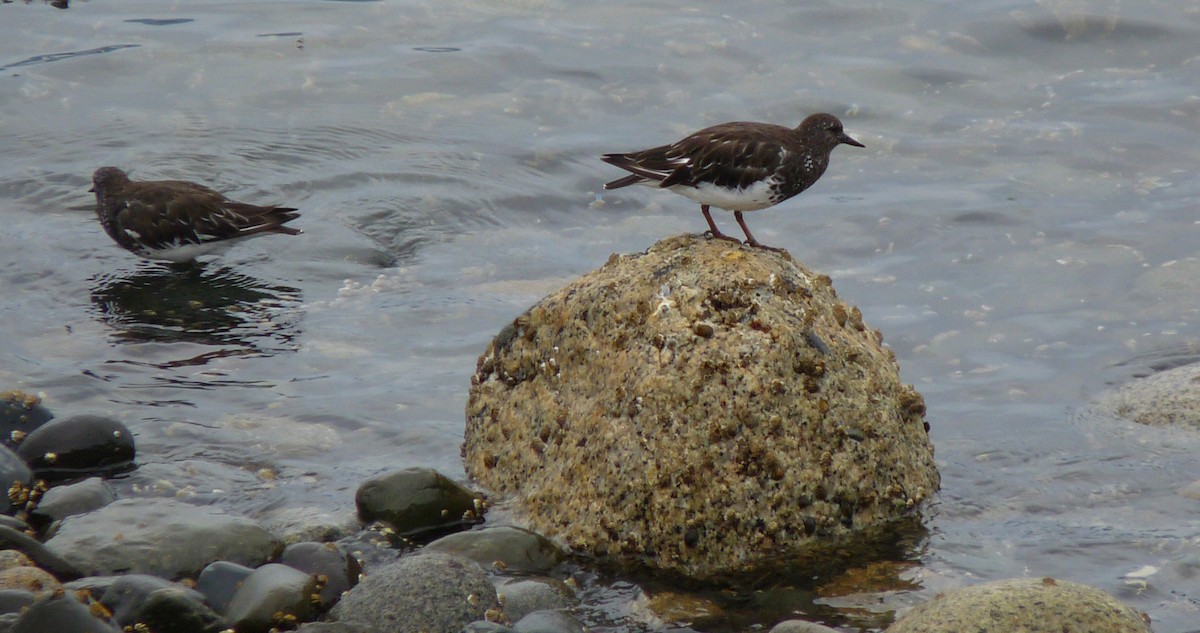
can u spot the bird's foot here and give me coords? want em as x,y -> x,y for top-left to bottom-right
743,239 -> 788,254
703,230 -> 742,244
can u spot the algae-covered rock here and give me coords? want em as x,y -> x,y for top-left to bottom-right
464,235 -> 938,580
886,577 -> 1151,632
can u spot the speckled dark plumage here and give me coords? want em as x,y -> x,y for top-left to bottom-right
90,166 -> 301,263
602,113 -> 864,251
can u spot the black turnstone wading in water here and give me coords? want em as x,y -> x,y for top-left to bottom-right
90,166 -> 301,263
601,113 -> 864,251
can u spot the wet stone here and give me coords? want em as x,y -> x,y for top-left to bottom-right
0,524 -> 81,580
0,566 -> 59,594
0,447 -> 32,515
15,414 -> 135,482
0,552 -> 32,572
261,506 -> 361,545
769,620 -> 842,633
495,577 -> 576,623
44,498 -> 282,578
512,609 -> 587,633
99,575 -> 222,633
0,590 -> 35,615
0,391 -> 53,451
99,574 -> 175,624
29,477 -> 115,527
332,552 -> 498,633
464,235 -> 939,580
355,467 -> 485,539
10,592 -> 118,633
195,561 -> 254,615
1097,362 -> 1200,429
425,526 -> 565,574
224,563 -> 319,633
886,577 -> 1151,633
279,541 -> 362,611
296,622 -> 382,633
133,587 -> 227,633
462,622 -> 517,633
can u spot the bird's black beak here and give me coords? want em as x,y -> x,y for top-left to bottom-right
88,186 -> 95,192
839,132 -> 865,148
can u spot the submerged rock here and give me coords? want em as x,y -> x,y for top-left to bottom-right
464,235 -> 939,580
29,477 -> 116,526
495,578 -> 576,623
425,526 -> 565,574
886,577 -> 1151,632
1098,362 -> 1200,429
44,498 -> 282,578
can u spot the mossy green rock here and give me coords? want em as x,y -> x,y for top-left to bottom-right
887,577 -> 1151,632
464,235 -> 939,580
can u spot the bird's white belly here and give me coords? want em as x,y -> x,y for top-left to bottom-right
667,179 -> 777,212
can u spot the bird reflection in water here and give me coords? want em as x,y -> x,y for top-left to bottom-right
89,262 -> 303,366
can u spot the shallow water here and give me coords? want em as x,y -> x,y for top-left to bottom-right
2,0 -> 1199,630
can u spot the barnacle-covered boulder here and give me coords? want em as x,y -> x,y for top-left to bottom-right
464,235 -> 938,580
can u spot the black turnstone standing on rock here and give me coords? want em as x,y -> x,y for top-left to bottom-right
601,113 -> 864,251
90,166 -> 301,263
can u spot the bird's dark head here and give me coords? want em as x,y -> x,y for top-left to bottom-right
90,166 -> 130,194
799,113 -> 865,150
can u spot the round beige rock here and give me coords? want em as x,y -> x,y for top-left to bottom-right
1099,362 -> 1200,429
887,577 -> 1151,632
464,235 -> 939,579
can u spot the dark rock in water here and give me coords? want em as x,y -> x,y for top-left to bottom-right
98,574 -> 222,632
280,541 -> 362,611
0,391 -> 53,451
29,477 -> 115,527
355,467 -> 484,539
195,560 -> 254,615
332,552 -> 498,633
134,587 -> 227,633
0,589 -> 35,615
15,415 -> 135,481
224,563 -> 319,633
0,447 -> 32,515
10,592 -> 118,632
464,235 -> 939,580
44,498 -> 282,578
512,610 -> 587,633
425,526 -> 565,574
494,578 -> 576,623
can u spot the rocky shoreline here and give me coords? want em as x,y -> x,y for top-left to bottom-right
0,235 -> 1180,632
